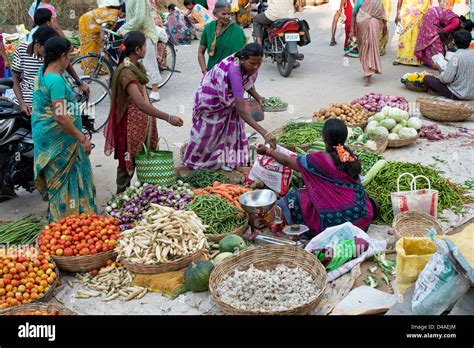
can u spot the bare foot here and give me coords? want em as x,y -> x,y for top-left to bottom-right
363,76 -> 371,86
330,40 -> 337,46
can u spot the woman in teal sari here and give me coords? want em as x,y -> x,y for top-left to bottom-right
32,37 -> 97,222
198,0 -> 247,74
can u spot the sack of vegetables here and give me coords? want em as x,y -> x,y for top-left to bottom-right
37,213 -> 120,273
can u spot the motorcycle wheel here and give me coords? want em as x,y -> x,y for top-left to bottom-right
277,47 -> 295,78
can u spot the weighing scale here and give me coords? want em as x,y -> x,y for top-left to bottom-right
238,190 -> 308,248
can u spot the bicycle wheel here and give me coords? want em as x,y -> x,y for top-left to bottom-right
78,77 -> 111,131
71,53 -> 114,82
157,42 -> 176,88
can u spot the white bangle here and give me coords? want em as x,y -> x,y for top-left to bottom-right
167,114 -> 171,123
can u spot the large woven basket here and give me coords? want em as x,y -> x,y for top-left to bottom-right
387,134 -> 419,148
209,245 -> 327,315
403,81 -> 428,93
417,97 -> 473,122
175,166 -> 246,185
121,249 -> 207,274
0,302 -> 77,316
393,211 -> 442,240
205,220 -> 249,243
272,127 -> 311,152
51,249 -> 117,273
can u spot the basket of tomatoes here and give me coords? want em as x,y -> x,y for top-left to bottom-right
37,213 -> 120,273
0,247 -> 59,309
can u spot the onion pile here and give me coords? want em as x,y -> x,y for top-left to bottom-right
352,93 -> 409,113
106,181 -> 194,230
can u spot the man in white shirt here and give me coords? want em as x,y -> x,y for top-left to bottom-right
252,0 -> 296,45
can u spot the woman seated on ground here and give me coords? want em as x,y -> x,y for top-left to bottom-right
32,37 -> 97,222
166,4 -> 196,45
415,7 -> 472,69
257,118 -> 374,238
424,30 -> 474,101
184,0 -> 216,32
104,31 -> 183,193
183,43 -> 276,171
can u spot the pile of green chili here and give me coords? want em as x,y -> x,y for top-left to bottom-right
180,169 -> 228,188
364,162 -> 468,225
354,150 -> 383,175
186,195 -> 246,234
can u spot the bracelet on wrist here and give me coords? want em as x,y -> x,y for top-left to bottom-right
266,147 -> 273,156
167,114 -> 171,123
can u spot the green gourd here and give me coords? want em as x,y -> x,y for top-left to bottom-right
184,261 -> 214,292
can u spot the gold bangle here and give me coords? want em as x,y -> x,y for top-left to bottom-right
263,132 -> 270,138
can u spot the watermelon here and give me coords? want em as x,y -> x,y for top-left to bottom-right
184,261 -> 214,292
218,235 -> 246,253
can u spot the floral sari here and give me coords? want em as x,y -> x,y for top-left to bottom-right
190,4 -> 215,31
32,67 -> 97,222
278,152 -> 373,237
395,0 -> 431,66
166,9 -> 196,45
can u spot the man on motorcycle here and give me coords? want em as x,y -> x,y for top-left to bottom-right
252,0 -> 296,46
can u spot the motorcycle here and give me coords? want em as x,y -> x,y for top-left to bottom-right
262,18 -> 311,77
0,78 -> 95,201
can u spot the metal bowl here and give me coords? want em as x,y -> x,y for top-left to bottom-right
239,189 -> 277,215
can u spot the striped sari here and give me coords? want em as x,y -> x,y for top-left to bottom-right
278,152 -> 373,237
32,67 -> 97,222
183,55 -> 256,170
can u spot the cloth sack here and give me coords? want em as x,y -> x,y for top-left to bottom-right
248,145 -> 295,196
305,222 -> 387,281
395,237 -> 437,294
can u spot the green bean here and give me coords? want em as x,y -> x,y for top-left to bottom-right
0,215 -> 45,246
186,195 -> 246,234
354,150 -> 383,175
278,121 -> 325,146
365,162 -> 467,225
180,169 -> 228,188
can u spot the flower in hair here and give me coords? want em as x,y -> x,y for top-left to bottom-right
335,144 -> 355,163
119,43 -> 126,51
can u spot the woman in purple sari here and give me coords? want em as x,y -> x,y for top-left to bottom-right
414,7 -> 472,69
183,43 -> 276,170
257,119 -> 374,237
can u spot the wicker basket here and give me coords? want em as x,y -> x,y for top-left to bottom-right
209,245 -> 327,315
271,127 -> 311,152
403,81 -> 428,93
417,97 -> 473,122
0,302 -> 77,316
262,103 -> 288,113
387,134 -> 419,148
175,166 -> 246,185
121,249 -> 207,274
205,221 -> 249,243
51,249 -> 117,273
393,211 -> 442,239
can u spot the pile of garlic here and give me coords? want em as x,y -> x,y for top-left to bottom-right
216,264 -> 320,312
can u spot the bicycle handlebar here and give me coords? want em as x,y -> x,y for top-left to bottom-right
100,26 -> 121,37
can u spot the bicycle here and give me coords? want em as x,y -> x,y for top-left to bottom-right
72,25 -> 177,90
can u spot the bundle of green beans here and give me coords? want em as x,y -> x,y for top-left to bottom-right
0,215 -> 45,246
180,169 -> 228,188
263,96 -> 286,107
186,195 -> 246,234
354,150 -> 383,175
284,121 -> 325,133
364,162 -> 468,225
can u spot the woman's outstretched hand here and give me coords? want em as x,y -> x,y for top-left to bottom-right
263,132 -> 277,149
169,115 -> 184,127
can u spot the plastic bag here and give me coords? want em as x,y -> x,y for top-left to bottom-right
395,237 -> 437,294
230,0 -> 239,12
391,173 -> 439,218
305,222 -> 387,281
248,145 -> 295,196
412,239 -> 470,315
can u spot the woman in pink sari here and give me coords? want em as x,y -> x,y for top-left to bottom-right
350,0 -> 386,85
415,7 -> 472,69
257,119 -> 374,237
183,43 -> 275,170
